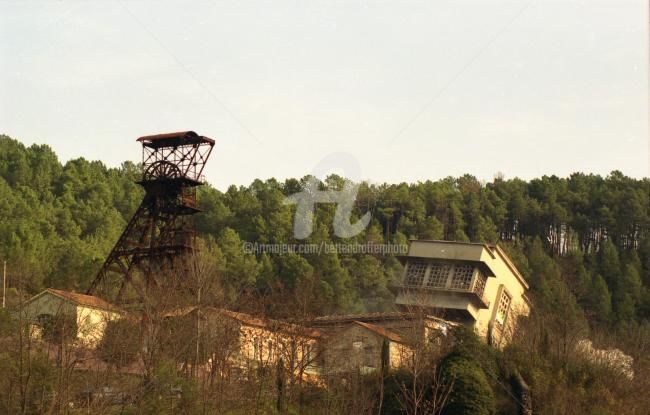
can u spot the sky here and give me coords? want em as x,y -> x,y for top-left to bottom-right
1,0 -> 648,190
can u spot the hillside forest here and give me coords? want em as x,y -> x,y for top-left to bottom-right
0,134 -> 649,414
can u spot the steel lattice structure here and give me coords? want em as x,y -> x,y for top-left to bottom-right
87,131 -> 214,304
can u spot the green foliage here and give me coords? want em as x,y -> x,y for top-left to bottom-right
0,135 -> 136,294
599,241 -> 621,289
274,252 -> 313,290
613,263 -> 642,322
0,135 -> 649,325
0,136 -> 649,414
440,355 -> 496,415
434,327 -> 501,415
218,227 -> 260,299
587,275 -> 612,323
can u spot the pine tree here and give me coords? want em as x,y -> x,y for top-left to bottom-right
418,216 -> 444,240
598,240 -> 621,289
613,264 -> 642,321
587,274 -> 612,324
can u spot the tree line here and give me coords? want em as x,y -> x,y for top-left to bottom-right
1,135 -> 648,324
1,134 -> 649,414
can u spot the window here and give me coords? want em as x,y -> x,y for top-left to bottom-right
303,344 -> 313,366
450,264 -> 474,290
495,290 -> 511,325
473,271 -> 487,298
426,263 -> 450,288
405,261 -> 427,287
363,345 -> 375,368
37,313 -> 54,327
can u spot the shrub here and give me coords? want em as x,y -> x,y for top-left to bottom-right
440,355 -> 495,415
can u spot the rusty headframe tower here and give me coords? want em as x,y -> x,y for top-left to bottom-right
87,131 -> 214,303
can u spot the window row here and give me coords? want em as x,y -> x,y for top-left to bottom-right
404,261 -> 482,292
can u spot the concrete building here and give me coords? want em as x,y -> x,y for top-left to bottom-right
393,240 -> 530,346
22,288 -> 123,348
320,320 -> 412,374
310,311 -> 456,375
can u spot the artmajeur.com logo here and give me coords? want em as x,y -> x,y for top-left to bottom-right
283,153 -> 371,239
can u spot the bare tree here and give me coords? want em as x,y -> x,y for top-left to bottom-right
394,308 -> 454,415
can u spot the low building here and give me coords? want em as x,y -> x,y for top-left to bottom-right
162,307 -> 323,381
217,309 -> 322,376
21,288 -> 123,348
311,312 -> 456,375
20,238 -> 530,378
321,320 -> 412,375
393,240 -> 531,345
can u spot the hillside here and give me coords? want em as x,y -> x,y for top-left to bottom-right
1,134 -> 649,413
1,134 -> 649,320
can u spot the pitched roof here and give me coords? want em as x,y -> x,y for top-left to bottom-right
313,312 -> 407,324
161,307 -> 323,339
218,309 -> 323,339
45,289 -> 121,312
311,311 -> 454,328
353,321 -> 405,344
161,306 -> 199,318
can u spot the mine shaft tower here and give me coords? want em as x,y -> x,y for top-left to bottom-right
87,131 -> 214,303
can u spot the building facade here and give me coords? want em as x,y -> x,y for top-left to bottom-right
162,307 -> 323,381
19,239 -> 531,377
320,321 -> 412,375
394,240 -> 530,346
22,288 -> 123,348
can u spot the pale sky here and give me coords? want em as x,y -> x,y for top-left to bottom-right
1,0 -> 648,190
